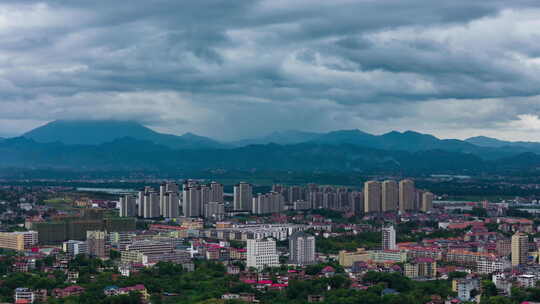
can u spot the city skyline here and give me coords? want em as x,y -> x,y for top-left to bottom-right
2,1 -> 540,141
2,1 -> 540,303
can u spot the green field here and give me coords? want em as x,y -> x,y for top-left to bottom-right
43,197 -> 73,204
43,197 -> 76,210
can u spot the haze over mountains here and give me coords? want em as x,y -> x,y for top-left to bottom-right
19,120 -> 538,151
22,120 -> 226,149
1,119 -> 540,173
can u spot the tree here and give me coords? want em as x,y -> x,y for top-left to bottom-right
482,280 -> 497,297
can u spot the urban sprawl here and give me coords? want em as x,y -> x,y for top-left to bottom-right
0,179 -> 538,304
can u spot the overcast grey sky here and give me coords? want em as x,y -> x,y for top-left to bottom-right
2,0 -> 540,141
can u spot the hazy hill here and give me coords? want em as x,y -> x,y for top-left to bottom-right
1,136 -> 539,174
466,136 -> 540,152
22,120 -> 226,149
231,130 -> 321,146
20,121 -> 540,156
0,137 -> 486,172
309,129 -> 480,154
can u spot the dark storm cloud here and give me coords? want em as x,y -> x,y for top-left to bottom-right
2,0 -> 540,140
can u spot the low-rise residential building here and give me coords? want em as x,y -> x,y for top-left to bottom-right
454,278 -> 480,302
15,288 -> 35,303
518,274 -> 536,288
338,248 -> 370,267
476,258 -> 510,274
62,240 -> 88,257
404,258 -> 437,279
103,284 -> 149,300
0,231 -> 38,251
370,250 -> 407,263
52,285 -> 85,298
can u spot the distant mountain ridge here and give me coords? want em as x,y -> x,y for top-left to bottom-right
1,136 -> 539,174
466,136 -> 540,152
10,120 -> 540,164
22,120 -> 226,149
231,130 -> 322,146
309,129 -> 476,152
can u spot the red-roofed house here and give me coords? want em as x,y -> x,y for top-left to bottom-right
52,285 -> 85,298
321,266 -> 335,277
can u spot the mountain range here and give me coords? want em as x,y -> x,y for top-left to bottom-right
22,120 -> 226,149
21,120 -> 537,152
465,135 -> 540,152
1,119 -> 539,174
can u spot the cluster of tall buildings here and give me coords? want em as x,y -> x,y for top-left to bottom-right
234,183 -> 287,215
136,182 -> 181,218
364,179 -> 433,213
272,184 -> 363,213
119,182 -> 182,219
252,192 -> 284,215
120,181 -> 225,219
182,181 -> 224,218
120,179 -> 433,219
269,180 -> 431,215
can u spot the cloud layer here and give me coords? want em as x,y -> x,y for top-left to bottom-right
2,0 -> 540,140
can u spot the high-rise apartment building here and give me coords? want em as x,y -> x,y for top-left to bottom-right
119,194 -> 137,217
364,181 -> 381,213
399,179 -> 415,212
201,185 -> 211,206
159,184 -> 166,216
289,186 -> 304,203
137,191 -> 145,217
159,182 -> 180,216
0,231 -> 38,251
234,182 -> 253,211
166,182 -> 179,193
183,186 -> 202,217
143,192 -> 160,218
381,180 -> 399,212
351,191 -> 364,216
204,202 -> 225,220
272,184 -> 289,202
421,192 -> 434,212
289,231 -> 316,265
210,182 -> 224,203
511,232 -> 528,266
382,225 -> 397,250
323,192 -> 336,209
247,238 -> 280,270
309,191 -> 324,209
336,188 -> 349,210
137,187 -> 157,218
163,192 -> 179,218
86,230 -> 108,259
252,192 -> 284,215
